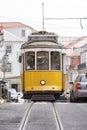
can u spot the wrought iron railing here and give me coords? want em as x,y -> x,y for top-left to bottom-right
78,62 -> 86,70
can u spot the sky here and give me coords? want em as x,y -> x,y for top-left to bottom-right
0,0 -> 87,37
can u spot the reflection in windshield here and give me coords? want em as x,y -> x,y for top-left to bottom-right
25,51 -> 60,70
81,75 -> 87,82
37,51 -> 49,70
51,52 -> 60,70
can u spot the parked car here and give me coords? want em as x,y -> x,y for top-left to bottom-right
7,88 -> 18,102
70,73 -> 87,102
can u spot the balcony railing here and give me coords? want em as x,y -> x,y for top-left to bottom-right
66,65 -> 78,70
78,62 -> 86,70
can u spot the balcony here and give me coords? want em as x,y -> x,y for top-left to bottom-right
78,62 -> 86,70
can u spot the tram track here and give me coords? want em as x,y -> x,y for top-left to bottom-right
52,103 -> 64,130
19,101 -> 64,130
19,101 -> 34,130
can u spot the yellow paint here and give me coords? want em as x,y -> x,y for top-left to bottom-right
21,71 -> 65,92
63,74 -> 66,90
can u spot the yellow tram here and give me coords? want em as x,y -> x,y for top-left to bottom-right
19,31 -> 66,101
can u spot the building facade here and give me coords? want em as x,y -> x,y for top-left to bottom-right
78,43 -> 87,74
66,36 -> 87,82
0,22 -> 36,91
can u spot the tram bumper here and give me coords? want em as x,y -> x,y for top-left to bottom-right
23,90 -> 63,100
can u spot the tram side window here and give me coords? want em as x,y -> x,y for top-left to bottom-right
37,51 -> 49,70
51,51 -> 60,70
26,52 -> 35,70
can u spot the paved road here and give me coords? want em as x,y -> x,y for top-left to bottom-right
55,102 -> 87,130
0,102 -> 29,130
0,101 -> 87,130
24,102 -> 60,130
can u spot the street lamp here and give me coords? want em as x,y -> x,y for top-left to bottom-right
1,53 -> 8,80
0,53 -> 8,99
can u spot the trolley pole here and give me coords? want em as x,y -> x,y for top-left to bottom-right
42,2 -> 45,31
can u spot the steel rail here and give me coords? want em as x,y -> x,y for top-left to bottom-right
52,103 -> 64,130
19,101 -> 34,130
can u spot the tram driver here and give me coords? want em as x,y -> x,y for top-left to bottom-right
26,52 -> 35,70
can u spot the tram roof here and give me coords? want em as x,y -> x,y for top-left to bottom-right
21,41 -> 65,49
21,31 -> 65,49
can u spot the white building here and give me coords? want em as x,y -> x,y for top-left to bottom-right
66,36 -> 87,82
0,22 -> 36,91
77,37 -> 87,74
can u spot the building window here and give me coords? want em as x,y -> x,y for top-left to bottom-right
82,53 -> 86,63
6,45 -> 11,53
7,63 -> 11,72
22,29 -> 25,37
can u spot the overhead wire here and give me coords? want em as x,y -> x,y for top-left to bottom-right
1,16 -> 87,35
44,17 -> 87,29
1,16 -> 87,30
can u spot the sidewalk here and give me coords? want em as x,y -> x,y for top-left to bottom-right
64,82 -> 72,101
0,99 -> 6,104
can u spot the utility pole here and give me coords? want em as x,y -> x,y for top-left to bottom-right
0,23 -> 5,78
0,23 -> 4,98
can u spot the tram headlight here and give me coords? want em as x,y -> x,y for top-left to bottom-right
40,80 -> 46,85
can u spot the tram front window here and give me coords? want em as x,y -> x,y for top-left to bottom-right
51,51 -> 60,70
26,52 -> 35,70
37,51 -> 49,70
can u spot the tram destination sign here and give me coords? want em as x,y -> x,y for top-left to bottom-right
28,35 -> 58,43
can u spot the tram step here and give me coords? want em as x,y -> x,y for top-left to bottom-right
31,94 -> 55,101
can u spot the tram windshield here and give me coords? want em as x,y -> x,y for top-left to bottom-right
25,51 -> 60,70
51,51 -> 60,70
26,52 -> 35,70
37,51 -> 49,70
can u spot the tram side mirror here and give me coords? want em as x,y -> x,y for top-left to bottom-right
19,55 -> 22,63
69,81 -> 73,85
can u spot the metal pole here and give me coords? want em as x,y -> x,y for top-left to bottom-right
0,23 -> 4,47
3,72 -> 5,80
